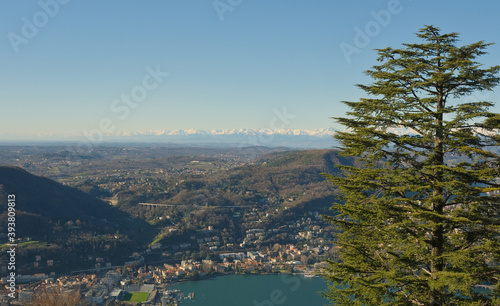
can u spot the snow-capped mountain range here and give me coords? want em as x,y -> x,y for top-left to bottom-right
3,127 -> 428,148
103,128 -> 338,148
0,128 -> 337,148
114,128 -> 337,137
9,127 -> 495,149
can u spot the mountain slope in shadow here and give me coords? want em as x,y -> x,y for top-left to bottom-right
0,166 -> 153,273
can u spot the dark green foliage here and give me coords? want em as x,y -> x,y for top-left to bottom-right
0,166 -> 153,272
323,26 -> 500,305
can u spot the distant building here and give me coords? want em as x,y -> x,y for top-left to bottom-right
257,252 -> 268,259
215,265 -> 227,273
219,252 -> 246,260
85,284 -> 108,305
106,270 -> 121,282
100,277 -> 115,290
176,270 -> 186,276
109,288 -> 123,301
18,289 -> 34,304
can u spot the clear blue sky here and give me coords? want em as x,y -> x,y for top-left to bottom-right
1,0 -> 500,139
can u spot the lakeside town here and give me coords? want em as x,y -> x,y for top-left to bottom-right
1,206 -> 337,305
1,243 -> 335,305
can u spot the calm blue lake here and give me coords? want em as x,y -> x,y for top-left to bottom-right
169,274 -> 330,306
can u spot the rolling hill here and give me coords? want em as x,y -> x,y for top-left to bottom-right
0,166 -> 153,273
114,149 -> 351,246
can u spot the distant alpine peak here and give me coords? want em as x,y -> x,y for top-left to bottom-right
116,128 -> 337,137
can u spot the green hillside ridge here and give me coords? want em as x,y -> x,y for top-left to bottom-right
114,149 -> 349,247
0,166 -> 153,273
116,149 -> 346,212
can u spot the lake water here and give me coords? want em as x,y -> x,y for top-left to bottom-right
169,274 -> 330,306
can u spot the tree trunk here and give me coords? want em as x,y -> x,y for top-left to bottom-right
430,94 -> 445,305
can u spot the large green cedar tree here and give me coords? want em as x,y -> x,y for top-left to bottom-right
323,26 -> 500,305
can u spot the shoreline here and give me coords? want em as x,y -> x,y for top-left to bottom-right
167,270 -> 321,286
